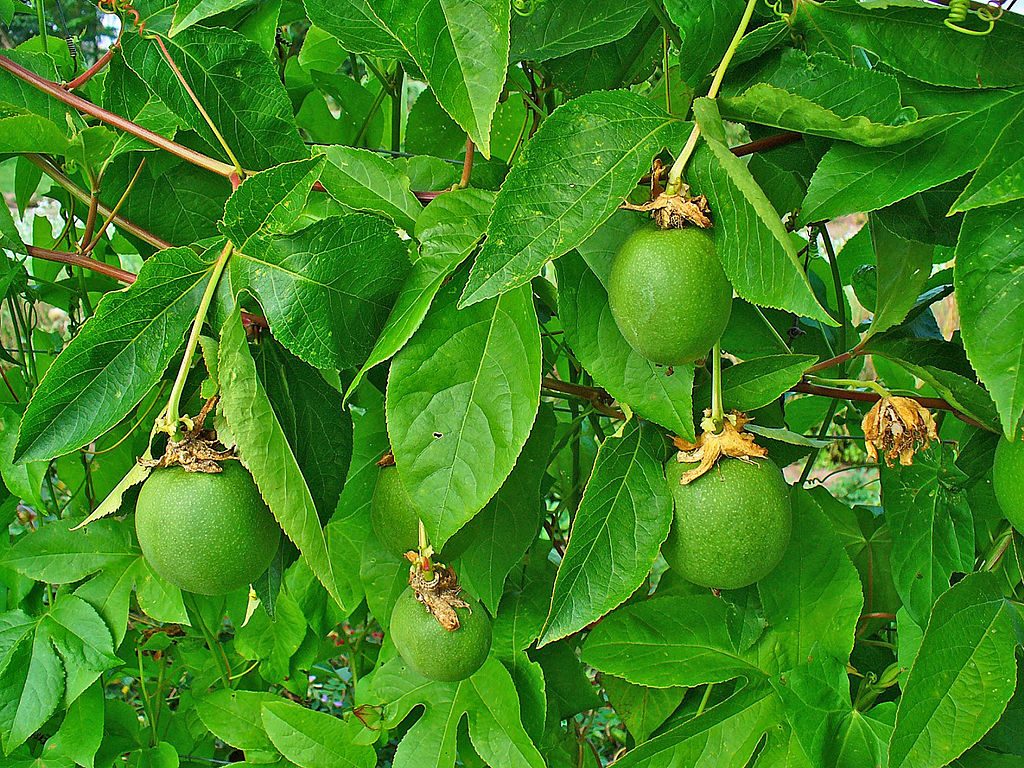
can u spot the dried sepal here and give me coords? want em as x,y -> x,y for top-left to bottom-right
621,187 -> 712,230
141,396 -> 234,473
404,553 -> 471,632
861,396 -> 938,467
671,410 -> 768,485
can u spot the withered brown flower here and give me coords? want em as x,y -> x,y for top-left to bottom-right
861,396 -> 938,467
671,410 -> 768,485
405,554 -> 472,632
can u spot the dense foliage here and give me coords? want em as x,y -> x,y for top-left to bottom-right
1,0 -> 1024,766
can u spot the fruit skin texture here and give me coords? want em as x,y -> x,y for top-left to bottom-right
389,587 -> 492,681
607,226 -> 732,365
371,466 -> 467,559
662,457 -> 792,589
135,462 -> 281,595
994,437 -> 1024,531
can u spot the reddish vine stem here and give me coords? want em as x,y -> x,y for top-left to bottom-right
25,154 -> 173,250
806,339 -> 868,374
27,245 -> 269,329
459,136 -> 474,189
792,381 -> 983,428
0,53 -> 237,178
63,27 -> 122,90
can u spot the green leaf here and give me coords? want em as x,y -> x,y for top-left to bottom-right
951,106 -> 1024,213
2,519 -> 133,584
801,89 -> 1024,222
690,99 -> 833,324
220,157 -> 326,248
326,386 -> 389,614
386,276 -> 541,546
0,113 -> 70,155
611,684 -> 781,768
254,341 -> 352,521
889,573 -> 1021,768
102,56 -> 182,161
47,682 -> 104,768
696,355 -> 817,414
556,250 -> 696,440
0,405 -> 47,510
229,214 -> 410,370
866,216 -> 933,338
583,595 -> 766,688
344,188 -> 494,402
664,0 -> 745,89
510,0 -> 647,61
758,489 -> 863,669
301,0 -> 408,59
318,147 -> 423,231
120,27 -> 306,170
261,700 -> 375,768
196,687 -> 277,754
456,404 -> 556,613
541,420 -> 671,645
170,0 -> 250,36
603,676 -> 686,744
793,0 -> 1024,89
719,50 -> 951,146
218,306 -> 341,606
880,444 -> 974,624
366,656 -> 545,768
461,91 -> 687,306
15,246 -> 216,463
0,596 -> 121,753
954,201 -> 1024,437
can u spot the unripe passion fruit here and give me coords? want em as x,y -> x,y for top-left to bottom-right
993,437 -> 1024,532
607,227 -> 732,366
662,457 -> 792,589
371,465 -> 467,559
389,587 -> 492,681
135,462 -> 281,595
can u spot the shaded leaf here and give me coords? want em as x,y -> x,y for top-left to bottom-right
866,216 -> 933,338
664,0 -> 745,89
541,420 -> 671,645
510,0 -> 647,61
386,276 -> 541,546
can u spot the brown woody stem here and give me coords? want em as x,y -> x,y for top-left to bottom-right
459,136 -> 474,189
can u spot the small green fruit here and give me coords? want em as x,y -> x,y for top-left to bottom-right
389,587 -> 492,681
371,465 -> 467,559
135,462 -> 280,595
994,437 -> 1024,531
607,226 -> 732,365
662,457 -> 792,589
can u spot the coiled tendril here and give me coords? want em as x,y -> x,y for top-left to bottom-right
945,0 -> 1003,36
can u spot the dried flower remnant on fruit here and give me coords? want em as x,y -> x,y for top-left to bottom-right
405,553 -> 471,631
621,188 -> 712,230
861,396 -> 938,466
671,410 -> 768,484
140,396 -> 234,473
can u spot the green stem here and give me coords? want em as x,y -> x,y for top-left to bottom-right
695,683 -> 714,717
808,375 -> 890,399
354,85 -> 389,147
184,595 -> 232,689
665,0 -> 759,195
798,398 -> 839,485
754,305 -> 790,352
645,0 -> 683,48
818,225 -> 848,372
159,241 -> 232,437
136,649 -> 159,747
35,0 -> 48,54
391,64 -> 404,154
710,341 -> 725,431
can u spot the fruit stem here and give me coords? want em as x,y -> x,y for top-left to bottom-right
417,519 -> 433,578
664,0 -> 759,196
160,240 -> 234,439
807,375 -> 890,399
710,341 -> 725,432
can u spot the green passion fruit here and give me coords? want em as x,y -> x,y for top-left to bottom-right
662,456 -> 792,589
135,461 -> 281,595
607,226 -> 732,366
389,587 -> 492,681
993,436 -> 1024,531
371,465 -> 467,559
